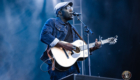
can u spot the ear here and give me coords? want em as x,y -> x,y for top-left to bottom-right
58,11 -> 62,16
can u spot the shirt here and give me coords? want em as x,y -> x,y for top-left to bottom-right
64,22 -> 73,43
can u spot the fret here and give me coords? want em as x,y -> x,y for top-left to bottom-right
79,39 -> 109,51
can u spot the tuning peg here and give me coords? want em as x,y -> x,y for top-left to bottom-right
115,35 -> 118,38
99,35 -> 103,47
99,35 -> 103,41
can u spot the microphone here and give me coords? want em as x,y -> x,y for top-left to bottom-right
72,12 -> 81,16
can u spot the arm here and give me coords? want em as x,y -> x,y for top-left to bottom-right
55,42 -> 74,51
40,19 -> 74,51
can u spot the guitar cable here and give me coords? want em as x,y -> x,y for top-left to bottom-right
40,58 -> 55,72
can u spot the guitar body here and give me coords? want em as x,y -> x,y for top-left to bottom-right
51,40 -> 88,71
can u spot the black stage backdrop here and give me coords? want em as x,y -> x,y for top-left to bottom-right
0,0 -> 140,80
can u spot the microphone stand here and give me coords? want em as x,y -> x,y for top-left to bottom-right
75,15 -> 93,76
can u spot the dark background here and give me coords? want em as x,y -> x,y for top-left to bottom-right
0,0 -> 140,80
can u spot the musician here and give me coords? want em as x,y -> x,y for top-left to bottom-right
40,2 -> 101,80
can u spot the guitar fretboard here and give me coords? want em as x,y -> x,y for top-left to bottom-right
79,39 -> 109,51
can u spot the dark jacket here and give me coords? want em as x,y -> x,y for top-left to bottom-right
40,17 -> 81,73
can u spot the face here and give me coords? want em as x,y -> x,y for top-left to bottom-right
60,5 -> 73,21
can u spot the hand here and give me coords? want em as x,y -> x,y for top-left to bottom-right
94,39 -> 101,48
90,39 -> 101,52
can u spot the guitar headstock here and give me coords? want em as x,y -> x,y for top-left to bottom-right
107,35 -> 118,45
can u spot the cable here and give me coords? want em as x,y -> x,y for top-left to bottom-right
40,58 -> 55,72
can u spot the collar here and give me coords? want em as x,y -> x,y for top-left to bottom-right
56,17 -> 69,25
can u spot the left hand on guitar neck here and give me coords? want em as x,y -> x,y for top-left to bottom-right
90,39 -> 101,52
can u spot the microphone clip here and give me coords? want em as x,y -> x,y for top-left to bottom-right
72,12 -> 81,16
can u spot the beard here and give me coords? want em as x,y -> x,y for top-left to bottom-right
63,14 -> 73,21
62,11 -> 73,21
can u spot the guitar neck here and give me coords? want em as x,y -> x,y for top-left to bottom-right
79,39 -> 109,51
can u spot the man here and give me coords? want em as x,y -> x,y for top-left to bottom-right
40,2 -> 101,80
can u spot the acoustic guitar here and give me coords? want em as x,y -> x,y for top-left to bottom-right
50,36 -> 118,71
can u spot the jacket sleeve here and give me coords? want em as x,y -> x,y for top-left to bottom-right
40,19 -> 59,47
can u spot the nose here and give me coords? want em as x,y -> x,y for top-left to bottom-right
69,8 -> 73,12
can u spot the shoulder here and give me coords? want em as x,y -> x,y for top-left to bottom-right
70,24 -> 76,28
45,18 -> 56,25
71,24 -> 77,30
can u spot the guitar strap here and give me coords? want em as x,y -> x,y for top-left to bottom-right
72,27 -> 87,44
46,47 -> 55,71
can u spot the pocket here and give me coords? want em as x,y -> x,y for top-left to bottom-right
54,24 -> 67,40
55,24 -> 65,32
